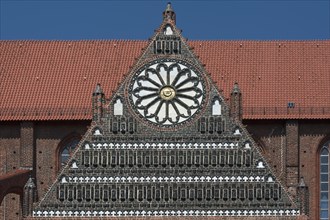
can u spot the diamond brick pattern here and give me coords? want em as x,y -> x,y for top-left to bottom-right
33,5 -> 300,218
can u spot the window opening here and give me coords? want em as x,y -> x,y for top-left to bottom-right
320,142 -> 329,220
60,139 -> 79,168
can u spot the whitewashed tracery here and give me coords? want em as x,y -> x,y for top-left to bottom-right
130,60 -> 205,126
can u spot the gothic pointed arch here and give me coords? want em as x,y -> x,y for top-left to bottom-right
56,133 -> 81,172
113,96 -> 124,116
212,96 -> 222,116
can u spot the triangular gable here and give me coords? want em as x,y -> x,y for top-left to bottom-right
33,3 -> 300,218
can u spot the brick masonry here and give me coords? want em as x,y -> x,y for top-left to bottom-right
0,119 -> 329,219
247,119 -> 330,220
20,121 -> 35,169
0,122 -> 21,220
25,216 -> 309,220
1,193 -> 21,220
1,5 -> 329,220
34,121 -> 89,199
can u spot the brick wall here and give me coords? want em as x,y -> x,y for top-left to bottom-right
285,120 -> 299,202
20,122 -> 34,169
2,119 -> 330,219
1,193 -> 21,220
0,136 -> 6,177
0,121 -> 88,219
0,122 -> 21,219
246,119 -> 330,220
298,120 -> 330,220
245,120 -> 287,184
34,120 -> 89,199
0,122 -> 20,174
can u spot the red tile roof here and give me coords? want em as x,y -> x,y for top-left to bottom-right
1,40 -> 330,120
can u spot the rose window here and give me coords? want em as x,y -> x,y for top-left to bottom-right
129,60 -> 205,126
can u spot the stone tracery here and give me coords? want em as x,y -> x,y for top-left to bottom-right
130,61 -> 204,126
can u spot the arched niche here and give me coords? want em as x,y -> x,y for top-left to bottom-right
92,127 -> 103,136
164,24 -> 173,35
113,97 -> 123,116
212,98 -> 222,116
0,192 -> 21,219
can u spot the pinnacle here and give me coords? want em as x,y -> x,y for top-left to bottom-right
232,82 -> 241,94
24,176 -> 36,189
299,177 -> 307,188
163,2 -> 176,23
165,2 -> 174,12
93,83 -> 103,95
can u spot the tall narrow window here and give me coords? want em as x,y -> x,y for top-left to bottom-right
320,142 -> 329,220
59,139 -> 79,169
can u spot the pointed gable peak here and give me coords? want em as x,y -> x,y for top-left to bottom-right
163,2 -> 176,24
33,4 -> 301,217
146,3 -> 184,56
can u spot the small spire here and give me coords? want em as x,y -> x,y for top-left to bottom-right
24,176 -> 36,189
165,2 -> 174,12
163,2 -> 176,24
298,177 -> 307,188
230,82 -> 242,121
93,83 -> 103,95
231,82 -> 241,94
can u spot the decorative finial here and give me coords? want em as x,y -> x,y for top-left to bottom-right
93,83 -> 103,95
298,177 -> 307,188
24,176 -> 36,189
163,2 -> 176,24
232,82 -> 241,94
166,2 -> 174,12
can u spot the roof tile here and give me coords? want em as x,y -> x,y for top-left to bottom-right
1,40 -> 329,120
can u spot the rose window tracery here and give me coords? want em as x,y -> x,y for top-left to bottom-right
129,60 -> 205,126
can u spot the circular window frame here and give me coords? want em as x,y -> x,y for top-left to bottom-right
127,58 -> 208,128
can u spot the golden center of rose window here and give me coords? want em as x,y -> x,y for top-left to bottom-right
160,86 -> 176,100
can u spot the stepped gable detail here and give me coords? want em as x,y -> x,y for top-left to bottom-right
33,3 -> 301,218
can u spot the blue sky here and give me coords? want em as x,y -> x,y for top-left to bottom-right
0,0 -> 329,40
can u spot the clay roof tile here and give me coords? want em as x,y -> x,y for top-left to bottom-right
0,40 -> 329,120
